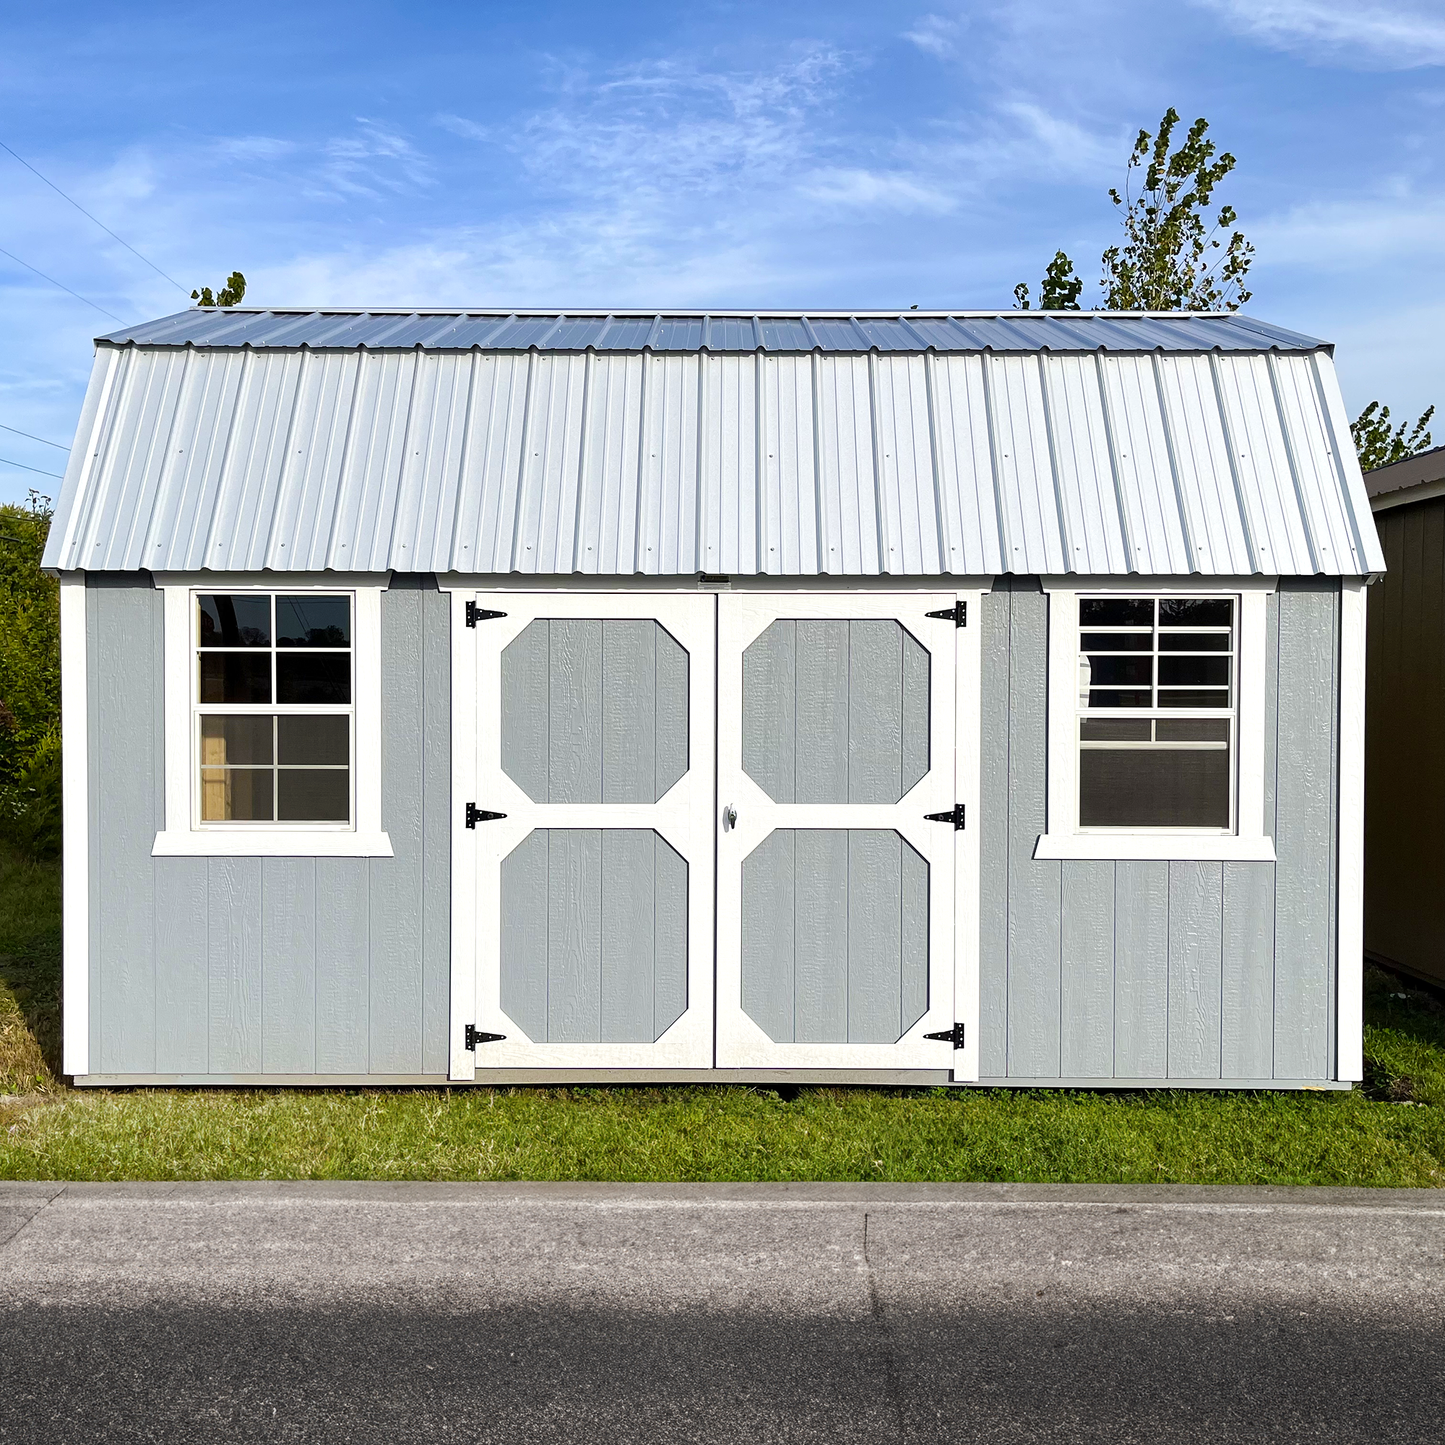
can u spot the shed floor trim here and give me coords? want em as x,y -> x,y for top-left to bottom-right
74,1071 -> 1347,1089
970,1077 -> 1352,1091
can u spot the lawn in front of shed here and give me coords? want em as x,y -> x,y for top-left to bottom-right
2,842 -> 1443,1186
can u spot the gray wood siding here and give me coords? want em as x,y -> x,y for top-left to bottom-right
740,828 -> 930,1044
742,619 -> 930,804
978,577 -> 1342,1084
499,828 -> 688,1044
1365,499 -> 1445,985
84,573 -> 451,1077
501,618 -> 689,804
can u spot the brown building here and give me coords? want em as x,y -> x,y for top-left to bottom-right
1365,445 -> 1445,985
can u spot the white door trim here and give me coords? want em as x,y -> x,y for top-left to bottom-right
448,590 -> 716,1076
714,591 -> 966,1070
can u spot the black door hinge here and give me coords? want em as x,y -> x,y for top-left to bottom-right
465,601 -> 507,627
925,803 -> 966,829
924,1022 -> 967,1049
926,600 -> 966,627
465,803 -> 507,827
465,1024 -> 506,1050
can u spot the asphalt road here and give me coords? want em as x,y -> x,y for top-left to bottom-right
1,1181 -> 1443,1444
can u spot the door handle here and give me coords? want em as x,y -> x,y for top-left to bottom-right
723,805 -> 737,831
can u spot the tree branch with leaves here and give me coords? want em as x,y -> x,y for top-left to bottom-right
191,271 -> 247,308
1014,109 -> 1254,312
1351,402 -> 1435,472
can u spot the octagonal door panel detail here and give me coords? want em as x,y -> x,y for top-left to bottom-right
716,594 -> 962,1071
453,593 -> 715,1076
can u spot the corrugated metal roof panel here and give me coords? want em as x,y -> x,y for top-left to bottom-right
45,339 -> 1383,576
95,308 -> 1329,354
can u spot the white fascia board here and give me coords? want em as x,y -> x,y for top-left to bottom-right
436,574 -> 998,593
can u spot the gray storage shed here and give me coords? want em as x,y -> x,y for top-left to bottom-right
1364,445 -> 1445,986
42,307 -> 1382,1089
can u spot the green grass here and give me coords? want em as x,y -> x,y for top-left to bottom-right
2,841 -> 1443,1185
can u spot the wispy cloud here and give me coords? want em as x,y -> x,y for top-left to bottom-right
903,13 -> 964,58
1196,0 -> 1445,68
318,120 -> 433,199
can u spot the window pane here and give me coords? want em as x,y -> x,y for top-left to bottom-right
200,767 -> 275,821
276,653 -> 351,704
200,715 -> 273,766
1088,688 -> 1152,708
1158,631 -> 1230,652
278,715 -> 349,766
276,595 -> 350,648
199,653 -> 271,704
198,595 -> 270,647
1081,632 -> 1153,651
1158,688 -> 1230,709
1080,748 -> 1231,828
1158,655 -> 1230,687
278,768 -> 350,822
1084,654 -> 1153,687
1156,718 -> 1229,742
1159,598 -> 1233,627
1080,598 -> 1152,627
1081,719 -> 1152,741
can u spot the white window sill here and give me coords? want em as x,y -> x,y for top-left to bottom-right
1033,833 -> 1276,862
152,830 -> 394,859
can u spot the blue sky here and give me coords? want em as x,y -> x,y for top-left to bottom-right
1,0 -> 1441,504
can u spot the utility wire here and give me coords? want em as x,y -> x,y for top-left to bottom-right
0,244 -> 125,323
0,421 -> 68,450
0,139 -> 187,293
0,454 -> 64,479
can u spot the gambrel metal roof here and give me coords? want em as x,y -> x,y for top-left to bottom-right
44,310 -> 1383,577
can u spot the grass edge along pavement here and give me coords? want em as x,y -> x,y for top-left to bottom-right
2,843 -> 1444,1185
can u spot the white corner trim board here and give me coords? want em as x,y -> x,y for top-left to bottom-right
60,574 -> 89,1077
1036,577 -> 1277,864
1335,578 -> 1367,1083
151,578 -> 391,859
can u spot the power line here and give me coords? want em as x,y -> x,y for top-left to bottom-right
0,454 -> 64,479
0,139 -> 187,293
0,421 -> 68,451
0,244 -> 126,323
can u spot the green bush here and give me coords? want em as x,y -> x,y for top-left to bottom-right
0,494 -> 60,859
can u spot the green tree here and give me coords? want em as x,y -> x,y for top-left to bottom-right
1013,250 -> 1083,311
191,270 -> 247,307
0,493 -> 60,858
1015,108 -> 1254,312
1351,401 -> 1436,472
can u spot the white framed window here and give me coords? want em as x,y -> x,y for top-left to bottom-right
1035,579 -> 1276,862
152,576 -> 392,858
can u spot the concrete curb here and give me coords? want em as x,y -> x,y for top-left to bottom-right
3,1179 -> 1442,1207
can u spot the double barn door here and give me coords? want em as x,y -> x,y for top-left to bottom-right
449,591 -> 973,1079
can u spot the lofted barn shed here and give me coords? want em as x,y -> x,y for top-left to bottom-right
42,307 -> 1383,1088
